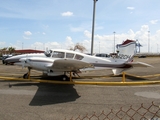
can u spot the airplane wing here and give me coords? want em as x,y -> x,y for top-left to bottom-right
126,62 -> 153,67
46,59 -> 94,72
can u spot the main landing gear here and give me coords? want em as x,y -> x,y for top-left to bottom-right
23,67 -> 31,79
22,69 -> 76,82
61,75 -> 69,81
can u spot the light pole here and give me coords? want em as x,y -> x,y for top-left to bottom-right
148,31 -> 150,53
113,31 -> 116,53
91,0 -> 98,55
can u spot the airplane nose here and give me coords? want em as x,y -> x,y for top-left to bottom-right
4,57 -> 20,65
4,58 -> 11,65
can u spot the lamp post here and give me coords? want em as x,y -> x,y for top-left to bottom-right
91,0 -> 98,55
113,31 -> 116,53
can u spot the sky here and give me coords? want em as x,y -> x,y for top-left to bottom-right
0,0 -> 160,54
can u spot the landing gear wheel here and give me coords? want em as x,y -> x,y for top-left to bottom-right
23,73 -> 29,79
61,75 -> 69,81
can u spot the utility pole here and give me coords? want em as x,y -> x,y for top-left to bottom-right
91,0 -> 98,55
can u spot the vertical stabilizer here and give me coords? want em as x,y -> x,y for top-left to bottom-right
116,39 -> 136,62
112,40 -> 136,75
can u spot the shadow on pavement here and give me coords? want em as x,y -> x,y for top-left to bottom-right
29,83 -> 80,106
6,82 -> 80,106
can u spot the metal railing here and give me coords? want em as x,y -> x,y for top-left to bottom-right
67,102 -> 160,120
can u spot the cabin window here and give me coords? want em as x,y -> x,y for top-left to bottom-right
52,51 -> 64,58
66,53 -> 74,58
74,54 -> 84,60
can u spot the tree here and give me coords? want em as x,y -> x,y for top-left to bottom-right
69,43 -> 86,53
0,47 -> 15,55
1,47 -> 8,55
8,47 -> 15,54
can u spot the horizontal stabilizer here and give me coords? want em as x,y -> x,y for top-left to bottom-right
112,68 -> 126,75
126,62 -> 153,67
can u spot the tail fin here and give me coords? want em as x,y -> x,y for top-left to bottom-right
116,39 -> 136,62
112,40 -> 136,75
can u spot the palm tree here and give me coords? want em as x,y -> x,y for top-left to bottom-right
1,47 -> 8,55
8,47 -> 15,54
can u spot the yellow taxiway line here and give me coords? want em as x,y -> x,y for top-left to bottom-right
125,73 -> 160,78
0,76 -> 160,86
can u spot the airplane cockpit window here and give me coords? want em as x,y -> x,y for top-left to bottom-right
74,54 -> 84,60
44,50 -> 52,57
66,53 -> 74,58
52,51 -> 64,58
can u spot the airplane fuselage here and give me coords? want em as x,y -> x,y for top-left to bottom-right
16,49 -> 131,76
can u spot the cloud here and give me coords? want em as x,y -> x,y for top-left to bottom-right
5,25 -> 160,53
0,41 -> 6,46
65,36 -> 74,49
70,26 -> 84,32
23,36 -> 30,40
31,41 -> 61,51
24,31 -> 32,36
84,30 -> 91,38
61,11 -> 73,17
150,20 -> 158,24
23,31 -> 32,40
127,7 -> 135,10
70,23 -> 91,32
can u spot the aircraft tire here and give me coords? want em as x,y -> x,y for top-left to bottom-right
61,75 -> 69,81
23,73 -> 29,79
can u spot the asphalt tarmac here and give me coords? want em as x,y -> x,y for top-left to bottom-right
0,57 -> 160,120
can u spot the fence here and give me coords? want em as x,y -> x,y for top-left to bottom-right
68,102 -> 160,120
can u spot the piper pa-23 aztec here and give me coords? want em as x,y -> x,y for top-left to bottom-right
5,40 -> 152,80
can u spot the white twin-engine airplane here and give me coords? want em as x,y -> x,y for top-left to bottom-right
5,40 -> 152,80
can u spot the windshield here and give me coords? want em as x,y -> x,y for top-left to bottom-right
52,51 -> 64,58
44,50 -> 52,57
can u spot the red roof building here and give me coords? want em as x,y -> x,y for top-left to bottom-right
14,49 -> 44,54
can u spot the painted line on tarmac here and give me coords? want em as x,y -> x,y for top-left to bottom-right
72,75 -> 115,79
0,72 -> 42,77
0,73 -> 23,76
0,76 -> 160,86
126,73 -> 160,78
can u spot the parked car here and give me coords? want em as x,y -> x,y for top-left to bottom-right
138,55 -> 146,58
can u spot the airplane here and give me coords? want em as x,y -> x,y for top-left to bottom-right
5,39 -> 152,81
